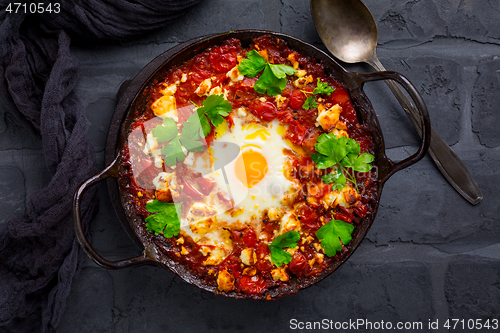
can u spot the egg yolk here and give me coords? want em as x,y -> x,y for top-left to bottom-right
234,149 -> 268,188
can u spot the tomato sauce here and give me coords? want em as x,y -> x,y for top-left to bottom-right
119,35 -> 379,297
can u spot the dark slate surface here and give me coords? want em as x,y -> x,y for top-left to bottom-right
472,58 -> 500,148
1,0 -> 499,332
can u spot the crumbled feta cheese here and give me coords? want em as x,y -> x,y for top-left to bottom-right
280,212 -> 301,233
268,207 -> 285,221
321,185 -> 360,209
152,172 -> 173,191
316,103 -> 342,132
217,269 -> 235,292
275,94 -> 287,108
143,132 -> 158,155
240,248 -> 257,266
293,75 -> 314,88
226,66 -> 244,82
159,83 -> 177,96
271,266 -> 289,282
295,69 -> 307,78
209,86 -> 222,95
195,78 -> 212,96
151,95 -> 178,119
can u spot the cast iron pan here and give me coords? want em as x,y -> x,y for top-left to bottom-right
73,30 -> 431,299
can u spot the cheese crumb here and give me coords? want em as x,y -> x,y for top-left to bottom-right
195,78 -> 212,96
217,269 -> 235,292
226,66 -> 244,82
240,248 -> 257,266
316,103 -> 342,132
271,266 -> 289,281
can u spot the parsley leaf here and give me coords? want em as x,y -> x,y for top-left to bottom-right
238,50 -> 267,77
150,94 -> 232,166
352,153 -> 375,172
321,168 -> 347,191
312,133 -> 347,168
312,78 -> 335,95
301,78 -> 335,109
161,137 -> 185,166
311,153 -> 336,170
268,230 -> 300,267
179,131 -> 205,152
269,247 -> 292,268
152,117 -> 178,143
269,63 -> 297,78
254,64 -> 287,96
182,109 -> 211,139
239,50 -> 297,97
331,174 -> 347,191
199,94 -> 232,127
302,96 -> 318,110
315,219 -> 354,257
312,133 -> 374,192
145,200 -> 181,238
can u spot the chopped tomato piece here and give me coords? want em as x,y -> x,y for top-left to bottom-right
209,51 -> 237,73
208,42 -> 239,73
353,202 -> 368,217
242,229 -> 258,248
249,99 -> 278,121
288,252 -> 307,278
237,275 -> 267,294
285,122 -> 307,145
334,207 -> 354,223
289,89 -> 306,110
296,204 -> 321,230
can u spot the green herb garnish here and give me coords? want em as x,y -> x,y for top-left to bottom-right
238,49 -> 267,77
198,94 -> 232,127
316,219 -> 354,257
301,78 -> 335,110
239,50 -> 297,97
161,137 -> 186,166
312,133 -> 374,191
152,117 -> 178,143
182,108 -> 211,140
321,167 -> 346,192
268,230 -> 300,267
312,78 -> 335,95
151,94 -> 232,166
145,200 -> 181,238
302,96 -> 318,110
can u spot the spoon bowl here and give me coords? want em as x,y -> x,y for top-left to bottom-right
311,0 -> 378,63
310,0 -> 483,205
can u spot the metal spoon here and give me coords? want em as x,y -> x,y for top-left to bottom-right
310,0 -> 483,205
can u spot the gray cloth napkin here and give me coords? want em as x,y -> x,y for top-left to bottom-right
0,0 -> 201,331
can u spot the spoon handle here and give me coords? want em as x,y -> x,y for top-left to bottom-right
367,56 -> 483,205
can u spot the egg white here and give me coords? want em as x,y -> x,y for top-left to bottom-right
178,111 -> 296,229
208,115 -> 294,228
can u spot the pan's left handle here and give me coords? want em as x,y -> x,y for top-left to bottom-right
73,155 -> 155,269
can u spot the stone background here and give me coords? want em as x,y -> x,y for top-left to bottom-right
1,0 -> 499,332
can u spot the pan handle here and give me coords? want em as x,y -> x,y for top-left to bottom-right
352,71 -> 431,183
73,155 -> 155,269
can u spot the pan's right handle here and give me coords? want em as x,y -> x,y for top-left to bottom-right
352,71 -> 432,183
367,57 -> 482,205
73,155 -> 155,269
